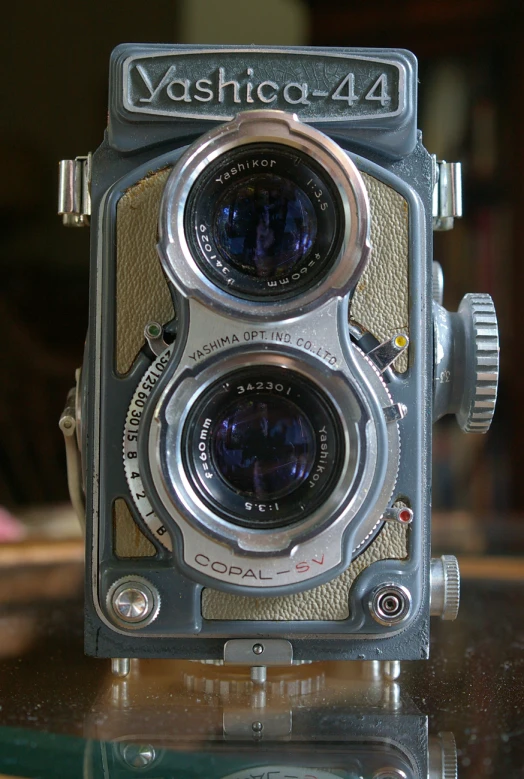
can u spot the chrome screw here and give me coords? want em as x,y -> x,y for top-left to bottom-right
252,643 -> 264,655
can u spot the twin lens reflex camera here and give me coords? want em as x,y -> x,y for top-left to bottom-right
58,45 -> 499,677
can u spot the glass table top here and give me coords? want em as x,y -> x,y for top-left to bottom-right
0,551 -> 523,778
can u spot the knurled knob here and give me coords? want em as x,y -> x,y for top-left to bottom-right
429,732 -> 458,779
456,293 -> 499,433
442,555 -> 460,621
440,732 -> 458,779
430,556 -> 460,621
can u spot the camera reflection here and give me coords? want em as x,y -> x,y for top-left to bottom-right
79,660 -> 456,779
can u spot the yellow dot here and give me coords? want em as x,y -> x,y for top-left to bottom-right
394,334 -> 408,349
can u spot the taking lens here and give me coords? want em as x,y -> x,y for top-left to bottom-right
212,394 -> 316,500
182,366 -> 343,529
213,173 -> 317,279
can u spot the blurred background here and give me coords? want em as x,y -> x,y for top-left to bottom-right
1,0 -> 521,556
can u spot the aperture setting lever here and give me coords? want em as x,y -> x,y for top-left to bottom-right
368,333 -> 409,372
58,154 -> 92,227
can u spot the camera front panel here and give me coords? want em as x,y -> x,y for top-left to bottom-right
80,46 -> 434,661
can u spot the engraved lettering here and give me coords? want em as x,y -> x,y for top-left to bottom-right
194,78 -> 213,102
257,80 -> 278,103
365,73 -> 390,106
166,78 -> 191,102
218,67 -> 240,103
283,81 -> 310,105
309,426 -> 330,487
195,554 -> 209,566
246,68 -> 255,103
332,72 -> 357,106
136,63 -> 177,103
126,57 -> 401,122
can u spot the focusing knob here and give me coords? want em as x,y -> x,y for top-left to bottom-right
433,293 -> 499,433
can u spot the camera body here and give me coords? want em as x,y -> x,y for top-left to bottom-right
59,45 -> 499,668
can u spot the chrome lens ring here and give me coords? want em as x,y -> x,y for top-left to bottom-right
184,142 -> 343,300
150,350 -> 369,557
158,109 -> 370,321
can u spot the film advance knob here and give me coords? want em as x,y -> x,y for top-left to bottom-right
433,293 -> 499,432
456,293 -> 499,433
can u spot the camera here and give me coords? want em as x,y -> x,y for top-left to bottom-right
58,45 -> 499,673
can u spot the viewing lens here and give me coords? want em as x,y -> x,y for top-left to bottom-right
212,394 -> 316,500
185,143 -> 342,299
213,174 -> 317,279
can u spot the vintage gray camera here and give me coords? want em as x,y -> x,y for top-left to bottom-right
59,45 -> 499,675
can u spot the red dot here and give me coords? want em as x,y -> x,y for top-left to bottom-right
399,509 -> 412,523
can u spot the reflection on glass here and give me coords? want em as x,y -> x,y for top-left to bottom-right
214,173 -> 317,278
213,395 -> 316,499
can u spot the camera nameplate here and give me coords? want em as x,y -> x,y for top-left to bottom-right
123,48 -> 405,123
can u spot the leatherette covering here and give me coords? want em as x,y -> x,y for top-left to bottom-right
202,521 -> 408,620
116,168 -> 175,375
113,498 -> 156,558
354,172 -> 409,373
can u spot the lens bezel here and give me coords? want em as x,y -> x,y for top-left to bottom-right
158,110 -> 370,322
185,143 -> 343,300
152,349 -> 371,557
183,366 -> 343,529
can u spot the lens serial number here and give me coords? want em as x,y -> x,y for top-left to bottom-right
236,381 -> 292,395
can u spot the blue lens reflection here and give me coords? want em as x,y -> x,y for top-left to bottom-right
214,173 -> 317,278
213,395 -> 316,500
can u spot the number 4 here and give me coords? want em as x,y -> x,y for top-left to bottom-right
332,73 -> 357,106
364,74 -> 390,106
